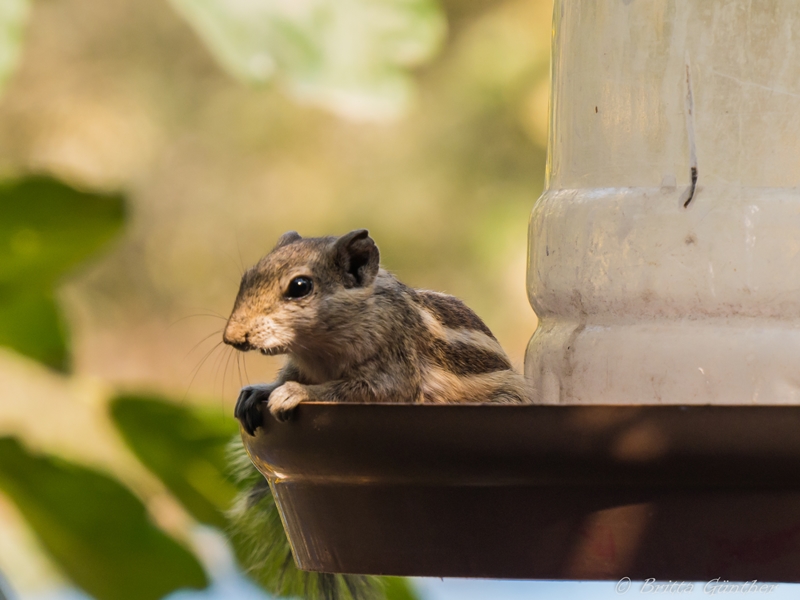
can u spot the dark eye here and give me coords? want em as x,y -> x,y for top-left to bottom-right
286,276 -> 313,299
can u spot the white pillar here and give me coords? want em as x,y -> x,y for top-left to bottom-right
526,1 -> 800,405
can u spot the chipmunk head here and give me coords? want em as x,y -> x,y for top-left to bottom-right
223,229 -> 380,356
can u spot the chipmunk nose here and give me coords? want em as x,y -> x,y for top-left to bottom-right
223,320 -> 253,351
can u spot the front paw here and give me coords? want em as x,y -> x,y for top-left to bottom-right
235,384 -> 276,436
268,382 -> 309,422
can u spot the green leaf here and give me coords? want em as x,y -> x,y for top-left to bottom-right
0,176 -> 125,370
168,0 -> 446,120
228,444 -> 421,600
227,448 -> 381,600
382,577 -> 419,600
110,394 -> 240,529
0,0 -> 29,94
0,437 -> 208,600
110,395 -> 423,600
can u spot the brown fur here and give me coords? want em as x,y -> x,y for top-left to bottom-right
224,229 -> 532,433
414,290 -> 497,339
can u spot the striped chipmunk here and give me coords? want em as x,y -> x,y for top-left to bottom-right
223,229 -> 532,434
222,229 -> 532,600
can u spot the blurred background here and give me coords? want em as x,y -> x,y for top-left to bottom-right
0,0 -> 562,598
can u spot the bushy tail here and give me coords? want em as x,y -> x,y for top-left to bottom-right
226,440 -> 383,600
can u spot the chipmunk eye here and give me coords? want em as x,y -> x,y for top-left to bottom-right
286,276 -> 313,299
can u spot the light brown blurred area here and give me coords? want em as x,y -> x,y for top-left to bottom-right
0,0 -> 550,398
0,0 -> 550,592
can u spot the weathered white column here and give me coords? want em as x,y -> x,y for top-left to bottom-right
526,1 -> 800,405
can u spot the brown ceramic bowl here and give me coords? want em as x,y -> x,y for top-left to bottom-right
243,403 -> 800,581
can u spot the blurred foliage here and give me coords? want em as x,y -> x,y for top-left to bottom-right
227,441 -> 413,600
110,394 -> 239,530
381,578 -> 418,600
168,0 -> 446,120
117,395 -> 419,600
0,0 -> 28,94
0,0 -> 551,597
0,437 -> 208,600
0,176 -> 125,370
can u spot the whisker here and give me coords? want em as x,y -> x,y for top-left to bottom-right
222,346 -> 235,401
212,342 -> 230,399
168,313 -> 227,330
236,352 -> 244,388
221,248 -> 247,283
183,340 -> 224,402
182,329 -> 224,361
242,352 -> 252,386
189,341 -> 223,382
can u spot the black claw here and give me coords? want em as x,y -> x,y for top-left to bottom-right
243,410 -> 259,436
234,385 -> 272,436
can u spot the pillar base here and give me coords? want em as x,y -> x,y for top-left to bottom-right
526,186 -> 800,405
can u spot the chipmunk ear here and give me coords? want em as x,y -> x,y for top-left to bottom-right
273,231 -> 302,250
333,229 -> 380,288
